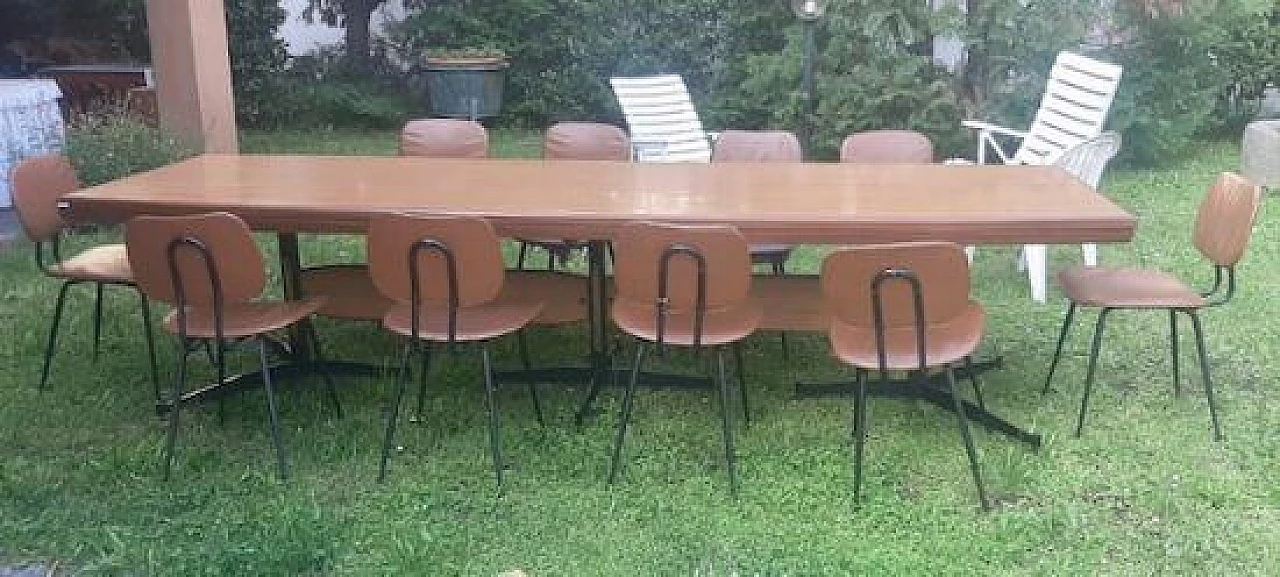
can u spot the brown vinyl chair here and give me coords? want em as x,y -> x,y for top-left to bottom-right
125,212 -> 341,481
821,242 -> 990,510
399,118 -> 488,157
516,121 -> 631,270
1043,173 -> 1263,441
839,130 -> 935,164
10,155 -> 158,395
298,119 -> 488,322
599,221 -> 761,494
711,130 -> 804,274
368,214 -> 544,487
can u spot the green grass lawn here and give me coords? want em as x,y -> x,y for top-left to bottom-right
0,130 -> 1276,575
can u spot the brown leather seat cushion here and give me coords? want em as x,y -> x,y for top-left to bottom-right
1058,266 -> 1206,308
828,301 -> 984,371
48,244 -> 134,284
611,298 -> 762,347
163,297 -> 326,339
750,274 -> 827,332
381,300 -> 542,342
300,265 -> 393,321
302,265 -> 588,325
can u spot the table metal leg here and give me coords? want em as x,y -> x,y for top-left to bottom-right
794,358 -> 1041,449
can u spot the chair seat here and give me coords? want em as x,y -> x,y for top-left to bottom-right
496,270 -> 589,324
829,301 -> 984,371
163,297 -> 326,339
300,265 -> 394,321
48,244 -> 134,284
382,300 -> 543,342
612,298 -> 762,347
1059,267 -> 1206,308
749,243 -> 792,265
301,265 -> 587,324
750,274 -> 828,332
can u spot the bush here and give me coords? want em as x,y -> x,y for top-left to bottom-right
63,108 -> 195,186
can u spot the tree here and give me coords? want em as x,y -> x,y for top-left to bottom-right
304,0 -> 389,70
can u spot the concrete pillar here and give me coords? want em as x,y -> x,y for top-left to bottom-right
144,0 -> 238,153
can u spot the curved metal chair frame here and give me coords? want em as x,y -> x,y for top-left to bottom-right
130,213 -> 341,481
11,155 -> 159,396
822,243 -> 991,510
606,242 -> 745,495
1042,173 -> 1263,441
371,215 -> 543,489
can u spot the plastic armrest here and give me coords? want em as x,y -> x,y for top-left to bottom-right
961,120 -> 1026,139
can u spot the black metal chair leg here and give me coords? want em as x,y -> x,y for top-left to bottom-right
214,338 -> 227,425
608,343 -> 646,484
258,338 -> 289,481
1169,309 -> 1181,397
38,280 -> 74,391
732,343 -> 750,426
306,323 -> 343,419
963,355 -> 988,414
139,292 -> 160,401
852,368 -> 870,506
412,341 -> 433,422
1076,307 -> 1112,437
378,341 -> 414,482
946,366 -> 990,511
516,330 -> 532,371
1043,302 -> 1077,394
481,345 -> 505,488
515,242 -> 529,270
1186,311 -> 1223,441
163,339 -> 191,481
716,348 -> 739,496
92,282 -> 104,361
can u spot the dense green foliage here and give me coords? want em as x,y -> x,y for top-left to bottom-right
10,0 -> 1280,163
63,108 -> 195,186
384,0 -> 1280,163
224,0 -> 292,127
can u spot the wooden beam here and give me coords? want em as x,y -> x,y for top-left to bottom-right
144,0 -> 238,153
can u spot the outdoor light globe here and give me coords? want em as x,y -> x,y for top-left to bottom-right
790,0 -> 826,21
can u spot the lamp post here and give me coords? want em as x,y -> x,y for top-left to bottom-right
791,0 -> 825,155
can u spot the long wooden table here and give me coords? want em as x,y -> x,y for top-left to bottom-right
65,154 -> 1134,243
63,154 -> 1137,446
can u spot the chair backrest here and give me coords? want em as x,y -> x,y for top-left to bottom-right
367,214 -> 505,308
10,154 -> 79,243
1193,172 -> 1264,268
1012,51 -> 1123,166
712,130 -> 802,162
543,122 -> 631,161
399,119 -> 487,158
1054,131 -> 1121,190
609,75 -> 711,163
839,130 -> 934,164
821,242 -> 971,333
125,212 -> 266,307
612,221 -> 752,316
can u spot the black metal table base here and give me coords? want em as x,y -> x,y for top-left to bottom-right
155,360 -> 378,415
793,357 -> 1042,449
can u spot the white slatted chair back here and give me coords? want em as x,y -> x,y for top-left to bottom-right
610,74 -> 712,163
1055,131 -> 1122,189
1012,52 -> 1123,166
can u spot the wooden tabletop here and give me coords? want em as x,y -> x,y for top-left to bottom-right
64,154 -> 1136,244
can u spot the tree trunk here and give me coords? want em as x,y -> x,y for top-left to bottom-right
344,0 -> 375,71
